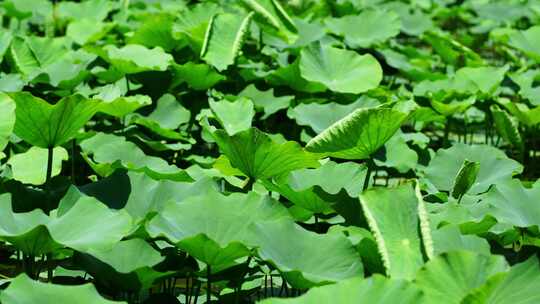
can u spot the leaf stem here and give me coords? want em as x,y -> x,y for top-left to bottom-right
46,146 -> 53,184
362,158 -> 374,192
207,265 -> 211,303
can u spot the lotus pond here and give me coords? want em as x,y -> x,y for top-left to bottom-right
0,0 -> 540,303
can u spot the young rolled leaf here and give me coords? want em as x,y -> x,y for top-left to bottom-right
299,42 -> 383,94
306,106 -> 408,160
242,0 -> 297,38
0,274 -> 125,304
451,159 -> 480,201
10,92 -> 101,148
491,105 -> 524,151
213,127 -> 320,180
359,181 -> 433,280
200,12 -> 254,71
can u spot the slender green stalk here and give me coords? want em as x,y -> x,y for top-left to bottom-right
45,146 -> 54,282
362,158 -> 373,192
207,265 -> 212,303
71,139 -> 76,184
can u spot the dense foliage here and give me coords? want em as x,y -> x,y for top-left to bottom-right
1,0 -> 540,303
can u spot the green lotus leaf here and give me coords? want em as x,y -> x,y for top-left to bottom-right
287,98 -> 379,134
96,92 -> 152,118
0,31 -> 12,60
201,12 -> 253,71
128,14 -> 176,51
415,251 -> 509,304
80,132 -> 193,182
242,0 -> 297,35
251,219 -> 363,288
173,3 -> 221,52
75,239 -> 168,292
305,106 -> 408,160
374,131 -> 419,173
238,84 -> 293,118
498,98 -> 540,126
508,25 -> 540,62
509,69 -> 540,106
171,62 -> 225,90
103,44 -> 173,74
210,97 -> 255,135
430,96 -> 476,116
10,92 -> 101,148
299,42 -> 383,94
0,192 -> 132,255
483,179 -> 540,228
213,127 -> 320,180
0,93 -> 16,158
267,58 -> 326,93
326,9 -> 401,48
431,225 -> 491,256
7,36 -> 70,80
259,275 -> 423,304
462,256 -> 540,304
143,94 -> 190,130
0,73 -> 24,92
56,0 -> 112,22
66,19 -> 113,45
360,182 -> 433,280
423,144 -> 523,194
7,146 -> 68,185
0,273 -> 125,304
147,190 -> 289,270
40,49 -> 97,88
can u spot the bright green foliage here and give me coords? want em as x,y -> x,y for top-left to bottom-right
260,275 -> 423,304
451,159 -> 481,200
306,107 -> 408,160
0,274 -> 125,304
201,13 -> 254,71
210,97 -> 255,135
214,127 -> 320,180
10,92 -> 101,148
299,42 -> 383,94
359,182 -> 432,280
0,93 -> 16,158
104,44 -> 173,74
7,147 -> 68,185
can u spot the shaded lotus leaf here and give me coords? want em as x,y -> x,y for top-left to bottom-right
210,97 -> 255,135
415,251 -> 508,304
238,84 -> 293,118
213,127 -> 320,180
462,256 -> 540,304
267,58 -> 326,93
0,273 -> 125,304
7,146 -> 68,185
0,93 -> 15,158
287,98 -> 379,134
306,106 -> 408,160
483,179 -> 540,228
423,144 -> 522,194
299,42 -> 383,94
103,44 -> 173,74
80,133 -> 193,182
498,98 -> 540,126
326,9 -> 401,48
128,14 -> 176,51
251,219 -> 363,288
359,182 -> 433,280
374,131 -> 418,173
147,190 -> 289,271
201,12 -> 253,71
259,275 -> 423,304
171,62 -> 225,90
9,92 -> 101,148
75,239 -> 169,292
